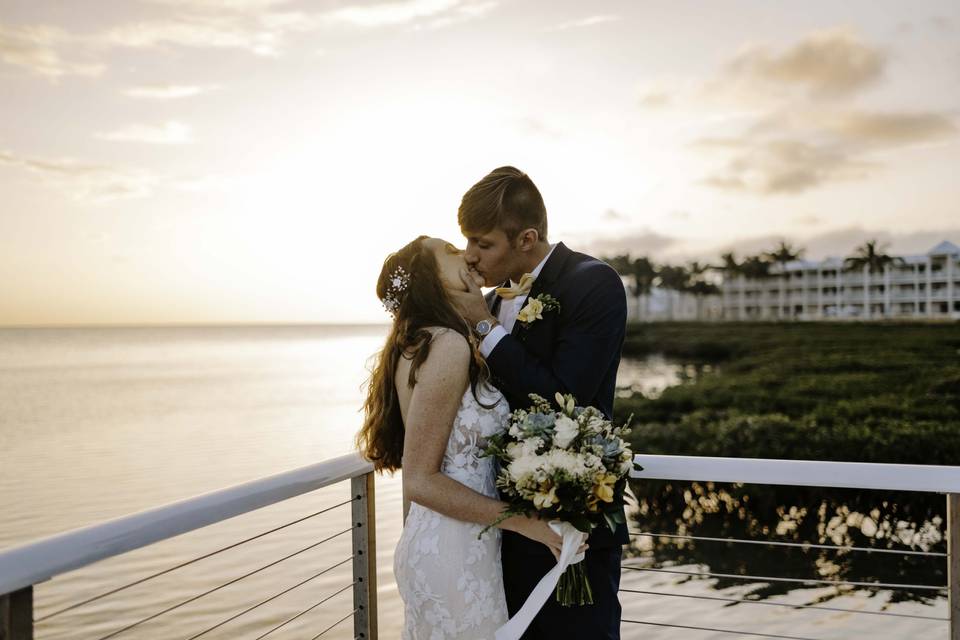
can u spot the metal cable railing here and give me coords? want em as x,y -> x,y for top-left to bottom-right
185,559 -> 355,640
310,608 -> 360,640
628,530 -> 947,557
621,618 -> 828,640
35,498 -> 355,623
621,563 -> 948,591
618,587 -> 948,621
252,581 -> 356,640
89,527 -> 355,640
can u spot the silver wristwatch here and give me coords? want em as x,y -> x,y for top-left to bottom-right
475,318 -> 495,337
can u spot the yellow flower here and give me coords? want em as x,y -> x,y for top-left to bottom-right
593,473 -> 618,503
517,297 -> 544,324
533,484 -> 558,509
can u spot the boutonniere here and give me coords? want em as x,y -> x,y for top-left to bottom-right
517,293 -> 560,326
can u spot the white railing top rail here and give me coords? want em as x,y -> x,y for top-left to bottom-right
631,454 -> 960,493
0,452 -> 373,595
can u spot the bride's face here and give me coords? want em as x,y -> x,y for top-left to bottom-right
425,237 -> 483,292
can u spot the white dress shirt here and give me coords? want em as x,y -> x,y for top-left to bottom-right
479,244 -> 556,358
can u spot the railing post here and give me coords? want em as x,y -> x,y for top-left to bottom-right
0,586 -> 33,640
352,471 -> 378,640
949,493 -> 959,640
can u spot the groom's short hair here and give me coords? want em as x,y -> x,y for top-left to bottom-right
458,166 -> 548,242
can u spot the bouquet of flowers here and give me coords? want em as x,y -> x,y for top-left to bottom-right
480,392 -> 642,606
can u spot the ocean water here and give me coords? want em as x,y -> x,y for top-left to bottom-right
0,326 -> 947,639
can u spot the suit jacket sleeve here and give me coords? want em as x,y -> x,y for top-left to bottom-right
485,262 -> 627,410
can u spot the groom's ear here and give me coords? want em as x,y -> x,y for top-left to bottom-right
515,228 -> 540,252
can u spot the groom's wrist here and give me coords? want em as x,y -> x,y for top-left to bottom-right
478,324 -> 507,358
474,316 -> 499,338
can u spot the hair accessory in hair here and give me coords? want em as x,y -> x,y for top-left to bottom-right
382,266 -> 411,317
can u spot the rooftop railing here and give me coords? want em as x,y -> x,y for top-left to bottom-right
2,454 -> 958,639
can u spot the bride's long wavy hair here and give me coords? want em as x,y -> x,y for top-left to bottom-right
357,236 -> 490,473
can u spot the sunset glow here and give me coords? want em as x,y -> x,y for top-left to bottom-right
1,0 -> 958,325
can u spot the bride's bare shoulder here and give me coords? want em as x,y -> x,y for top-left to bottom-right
423,326 -> 470,361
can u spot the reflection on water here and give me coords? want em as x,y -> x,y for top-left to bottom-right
625,481 -> 946,606
616,354 -> 716,399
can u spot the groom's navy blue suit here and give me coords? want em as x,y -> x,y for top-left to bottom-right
483,242 -> 628,640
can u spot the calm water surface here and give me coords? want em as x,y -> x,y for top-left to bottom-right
0,326 -> 947,639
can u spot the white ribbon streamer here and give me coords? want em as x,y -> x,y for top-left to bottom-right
494,521 -> 588,640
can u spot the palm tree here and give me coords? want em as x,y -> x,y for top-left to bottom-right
739,255 -> 771,279
843,240 -> 904,273
763,241 -> 804,319
686,261 -> 720,319
606,254 -> 632,276
843,240 -> 905,319
714,252 -> 741,278
712,252 -> 743,319
656,264 -> 690,320
629,257 -> 657,320
603,255 -> 656,320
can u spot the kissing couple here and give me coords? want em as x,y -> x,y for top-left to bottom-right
357,166 -> 629,639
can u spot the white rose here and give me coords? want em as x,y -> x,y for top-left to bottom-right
521,436 -> 544,458
507,455 -> 536,483
553,415 -> 579,449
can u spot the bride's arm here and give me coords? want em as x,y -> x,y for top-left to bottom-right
401,331 -> 563,552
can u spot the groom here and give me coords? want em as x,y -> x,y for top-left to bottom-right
450,166 -> 628,639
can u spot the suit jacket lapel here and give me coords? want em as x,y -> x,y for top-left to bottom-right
484,286 -> 503,316
512,242 -> 572,337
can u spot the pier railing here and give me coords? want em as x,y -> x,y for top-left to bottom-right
2,454 -> 959,639
0,453 -> 377,640
625,455 -> 960,640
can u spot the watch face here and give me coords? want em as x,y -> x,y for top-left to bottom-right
476,320 -> 491,335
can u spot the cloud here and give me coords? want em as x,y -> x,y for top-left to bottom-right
695,108 -> 956,195
1,0 -> 498,79
544,15 -> 619,33
792,214 -> 822,226
96,122 -> 193,144
101,16 -> 288,56
581,228 -> 677,258
699,138 -> 874,194
0,149 -> 157,201
323,0 -> 494,28
686,25 -> 957,196
638,91 -> 671,109
822,111 -> 956,145
122,84 -> 221,99
722,28 -> 885,99
0,23 -> 103,78
603,209 -> 628,222
514,116 -> 562,137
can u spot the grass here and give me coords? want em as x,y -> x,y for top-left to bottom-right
616,321 -> 960,464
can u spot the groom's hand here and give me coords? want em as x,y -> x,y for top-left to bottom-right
451,268 -> 495,327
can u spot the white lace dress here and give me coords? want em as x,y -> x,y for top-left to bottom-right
394,383 -> 511,640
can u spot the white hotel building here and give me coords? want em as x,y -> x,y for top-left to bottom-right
721,241 -> 960,321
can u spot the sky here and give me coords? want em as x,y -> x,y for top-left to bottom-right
1,0 -> 958,325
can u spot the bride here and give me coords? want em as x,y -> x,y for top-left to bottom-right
356,236 -> 566,639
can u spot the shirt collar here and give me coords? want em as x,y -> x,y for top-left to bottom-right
509,243 -> 556,287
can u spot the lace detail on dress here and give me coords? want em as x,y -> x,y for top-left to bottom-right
394,383 -> 510,640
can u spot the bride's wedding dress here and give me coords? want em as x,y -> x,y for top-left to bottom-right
394,383 -> 510,639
